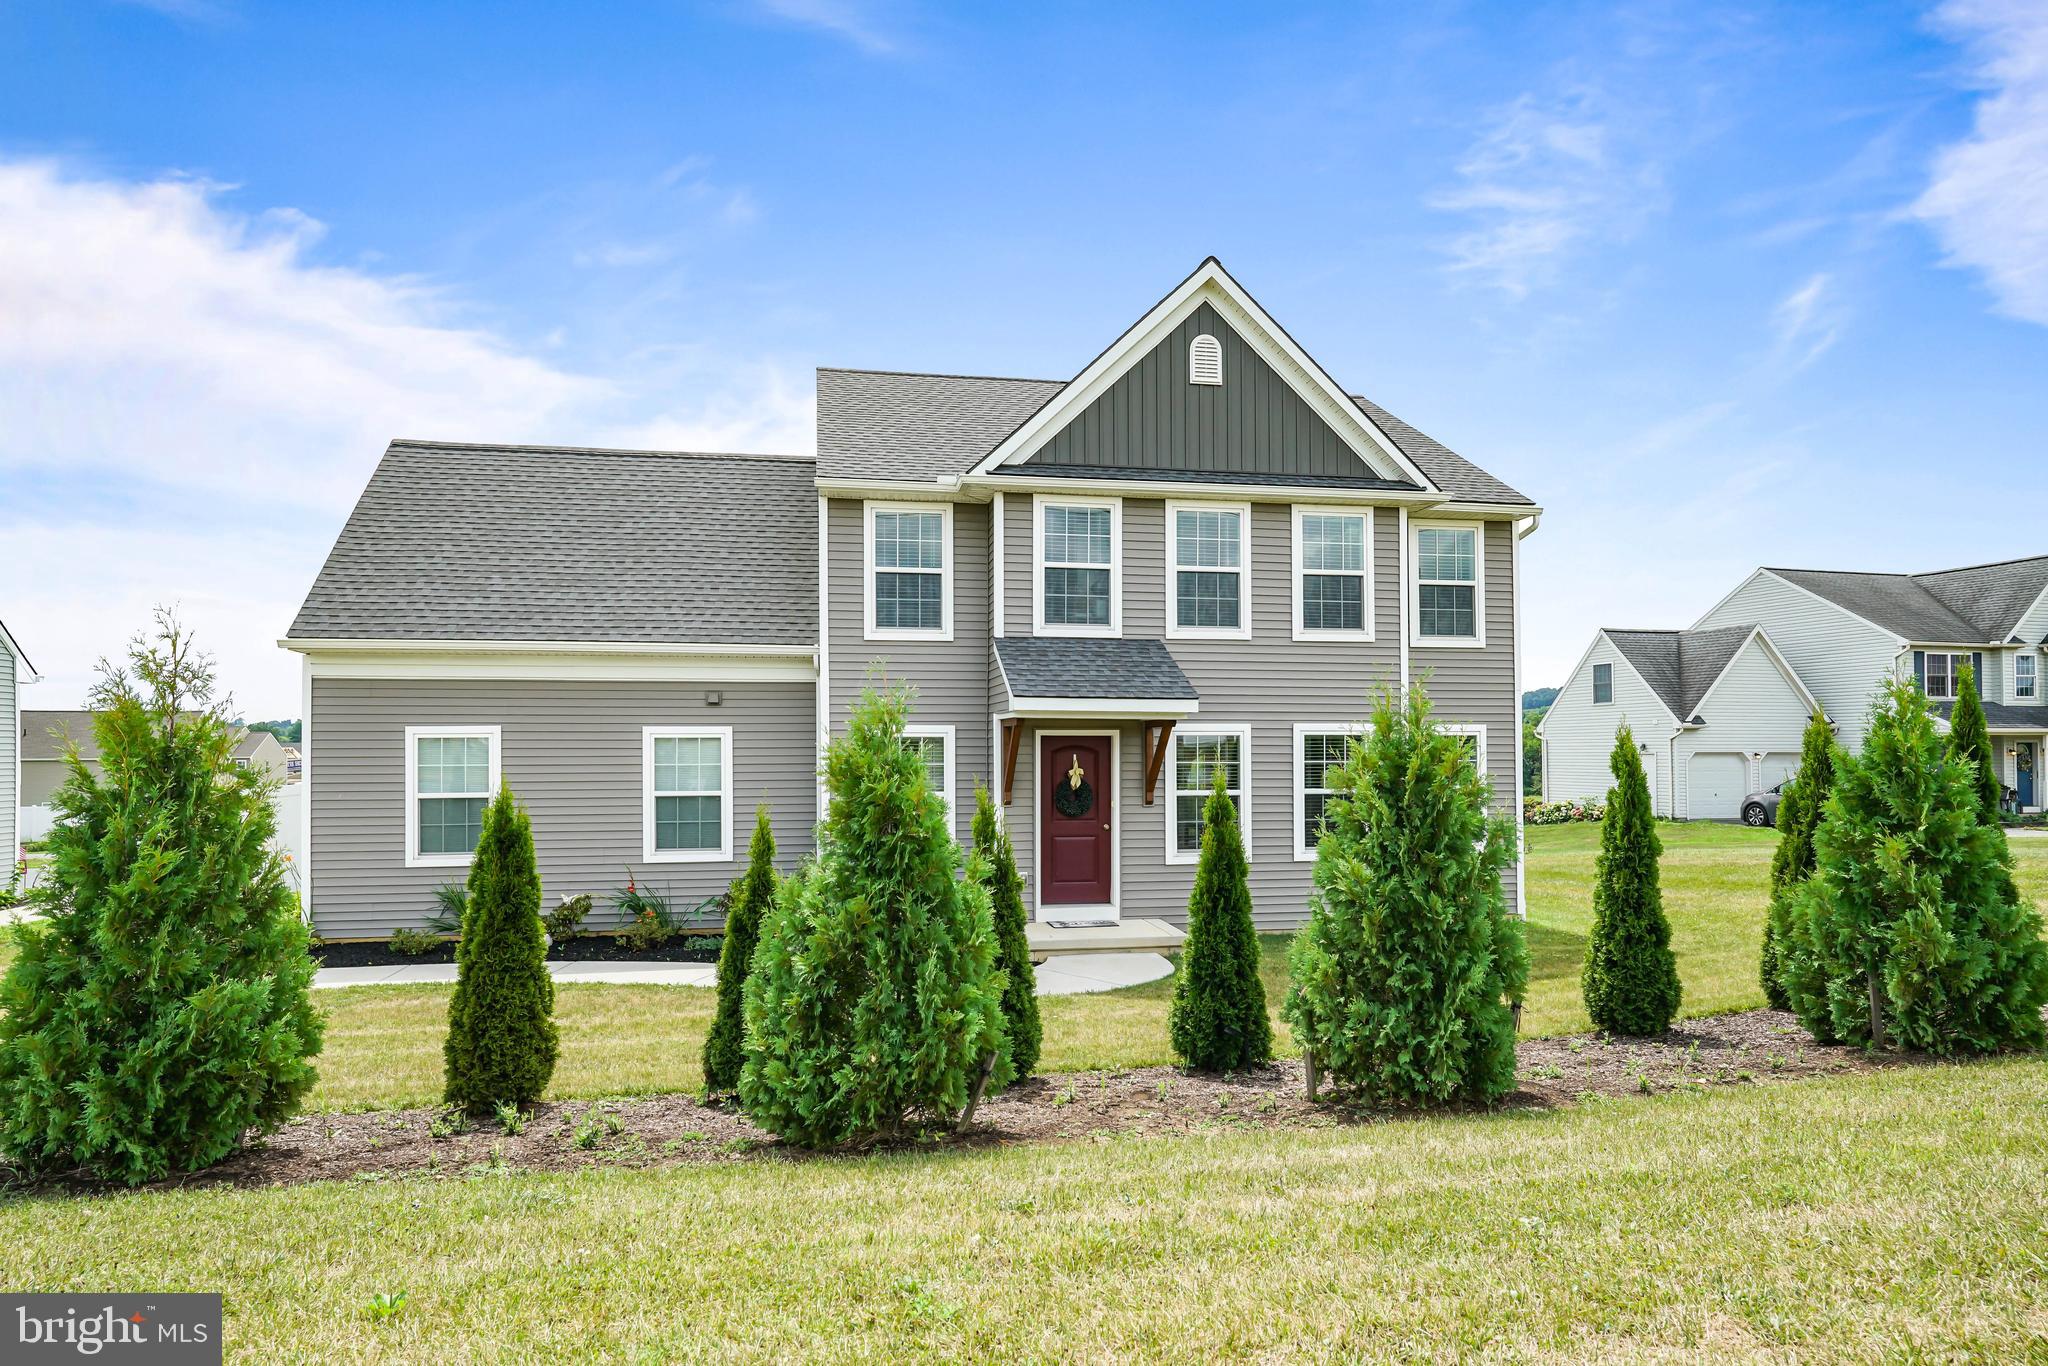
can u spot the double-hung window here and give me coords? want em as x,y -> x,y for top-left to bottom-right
1441,724 -> 1488,783
2018,654 -> 2038,700
1412,521 -> 1483,646
901,724 -> 956,835
1920,651 -> 1975,701
865,503 -> 952,640
405,725 -> 499,868
643,726 -> 732,862
1168,726 -> 1249,864
1593,662 -> 1613,704
1292,506 -> 1370,639
1035,497 -> 1119,634
1294,724 -> 1365,860
1167,501 -> 1250,639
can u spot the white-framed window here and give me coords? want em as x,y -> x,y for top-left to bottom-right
1921,651 -> 1975,701
1189,333 -> 1223,385
642,726 -> 733,862
404,725 -> 500,868
1593,662 -> 1613,704
1441,723 -> 1490,796
1293,723 -> 1367,861
1291,505 -> 1371,640
864,501 -> 953,641
901,724 -> 956,836
1033,495 -> 1121,636
1411,520 -> 1485,647
1167,725 -> 1250,865
1166,500 -> 1251,640
2018,653 -> 2037,700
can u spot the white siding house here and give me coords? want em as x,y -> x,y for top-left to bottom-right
1,619 -> 36,869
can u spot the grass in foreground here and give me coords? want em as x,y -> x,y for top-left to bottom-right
3,1060 -> 2044,1359
295,823 -> 2048,1110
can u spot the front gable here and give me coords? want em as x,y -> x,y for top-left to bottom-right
1022,302 -> 1381,482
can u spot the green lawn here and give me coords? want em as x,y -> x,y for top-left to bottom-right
3,1060 -> 2043,1359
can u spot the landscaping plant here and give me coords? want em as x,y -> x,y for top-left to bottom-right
1777,679 -> 2048,1053
972,784 -> 1041,1078
1762,710 -> 1835,1010
541,893 -> 592,943
739,688 -> 1011,1146
0,612 -> 322,1185
1283,685 -> 1527,1104
1580,725 -> 1682,1035
1170,770 -> 1271,1072
1946,662 -> 2001,823
702,806 -> 777,1095
443,786 -> 559,1113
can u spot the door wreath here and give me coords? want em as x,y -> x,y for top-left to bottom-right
1053,753 -> 1095,819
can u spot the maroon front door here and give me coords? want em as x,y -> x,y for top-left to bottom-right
1040,734 -> 1114,910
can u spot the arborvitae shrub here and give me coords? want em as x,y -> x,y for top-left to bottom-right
702,806 -> 776,1095
1762,711 -> 1835,1010
443,787 -> 559,1112
1283,685 -> 1527,1104
1169,771 -> 1271,1072
1580,725 -> 1682,1035
739,688 -> 1011,1146
972,784 -> 1040,1079
0,614 -> 322,1185
1947,662 -> 2001,824
1779,679 -> 2048,1053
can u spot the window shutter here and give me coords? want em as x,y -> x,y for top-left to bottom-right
1913,651 -> 1925,691
1974,652 -> 1984,696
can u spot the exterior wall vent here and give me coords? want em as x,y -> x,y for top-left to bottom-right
1188,334 -> 1223,386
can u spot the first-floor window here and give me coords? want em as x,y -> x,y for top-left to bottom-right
1170,728 -> 1247,863
406,726 -> 499,867
1441,725 -> 1488,787
2016,654 -> 2036,699
1295,727 -> 1364,859
644,726 -> 732,861
901,724 -> 956,833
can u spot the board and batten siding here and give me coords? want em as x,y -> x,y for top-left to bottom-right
996,498 -> 1519,930
308,677 -> 816,940
825,498 -> 994,836
1540,634 -> 1677,816
1694,572 -> 1898,751
1669,639 -> 1814,818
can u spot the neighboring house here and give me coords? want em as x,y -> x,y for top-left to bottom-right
232,728 -> 290,781
20,709 -> 95,809
2,620 -> 36,866
285,259 -> 1541,940
1543,556 -> 2048,819
280,743 -> 303,781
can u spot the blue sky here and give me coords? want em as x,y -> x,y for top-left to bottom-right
1,0 -> 2044,716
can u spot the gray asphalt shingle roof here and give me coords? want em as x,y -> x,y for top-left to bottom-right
1768,557 -> 2048,643
994,638 -> 1198,702
288,441 -> 819,646
1604,625 -> 1759,722
21,710 -> 96,764
1933,699 -> 2048,731
813,367 -> 1531,505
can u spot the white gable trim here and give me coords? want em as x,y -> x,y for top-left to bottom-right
1689,626 -> 1824,723
1692,568 -> 1908,647
964,260 -> 1436,491
0,619 -> 36,680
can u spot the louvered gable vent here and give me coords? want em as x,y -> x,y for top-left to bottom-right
1188,333 -> 1223,385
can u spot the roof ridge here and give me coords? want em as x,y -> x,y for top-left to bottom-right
818,365 -> 1066,386
1763,565 -> 1920,579
1912,552 -> 2048,577
387,439 -> 816,463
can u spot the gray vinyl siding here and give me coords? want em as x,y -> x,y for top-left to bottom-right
307,677 -> 817,939
1022,302 -> 1373,482
996,502 -> 1519,930
1,645 -> 13,859
1540,635 -> 1678,816
1670,641 -> 1813,818
1695,571 -> 1900,751
825,498 -> 994,837
20,759 -> 69,808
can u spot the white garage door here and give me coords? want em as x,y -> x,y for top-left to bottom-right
1761,752 -> 1800,793
1688,753 -> 1749,821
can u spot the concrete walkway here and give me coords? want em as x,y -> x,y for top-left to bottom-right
313,950 -> 1173,996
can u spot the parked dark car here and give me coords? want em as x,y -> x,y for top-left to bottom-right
1741,781 -> 1787,828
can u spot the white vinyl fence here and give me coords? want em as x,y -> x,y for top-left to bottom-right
16,786 -> 304,898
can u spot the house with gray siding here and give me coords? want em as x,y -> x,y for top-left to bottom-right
1543,555 -> 2048,821
2,620 -> 35,870
285,259 -> 1540,940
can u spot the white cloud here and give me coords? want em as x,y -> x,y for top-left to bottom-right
1913,0 -> 2048,324
0,160 -> 815,717
1770,272 -> 1842,368
1430,88 -> 1667,298
751,0 -> 902,56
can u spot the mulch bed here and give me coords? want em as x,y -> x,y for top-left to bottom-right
313,933 -> 721,970
15,1009 -> 1961,1195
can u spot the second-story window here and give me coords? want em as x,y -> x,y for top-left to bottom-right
865,502 -> 952,640
2019,654 -> 2037,699
1168,502 -> 1249,638
1413,521 -> 1483,645
1293,506 -> 1370,639
1036,497 -> 1119,634
1593,662 -> 1613,704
